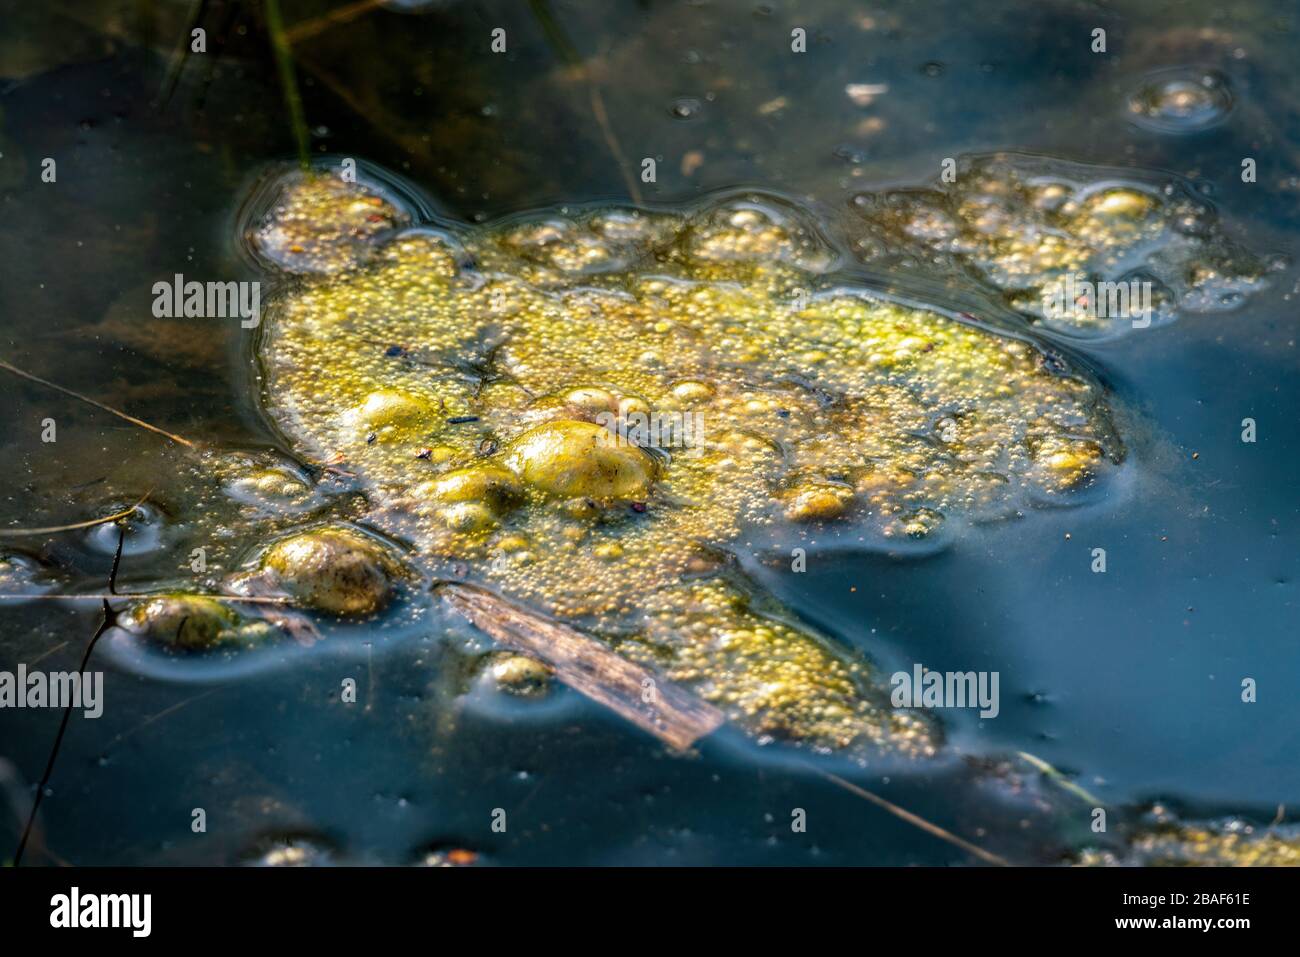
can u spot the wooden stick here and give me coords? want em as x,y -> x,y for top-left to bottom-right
0,359 -> 197,449
0,494 -> 150,538
436,582 -> 724,751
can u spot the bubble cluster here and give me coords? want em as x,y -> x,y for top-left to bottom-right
249,169 -> 1126,754
244,169 -> 413,274
217,453 -> 323,518
0,552 -> 51,602
1078,809 -> 1300,867
850,153 -> 1270,336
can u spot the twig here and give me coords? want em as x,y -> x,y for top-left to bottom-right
0,494 -> 150,538
0,593 -> 292,604
27,641 -> 69,667
808,764 -> 1010,867
14,527 -> 126,866
437,581 -> 724,750
588,80 -> 643,205
0,359 -> 197,449
107,689 -> 222,749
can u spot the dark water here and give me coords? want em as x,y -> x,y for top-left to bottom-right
0,0 -> 1297,865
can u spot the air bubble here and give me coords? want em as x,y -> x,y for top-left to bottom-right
1126,68 -> 1233,133
670,97 -> 702,120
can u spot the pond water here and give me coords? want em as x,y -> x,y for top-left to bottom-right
0,0 -> 1297,866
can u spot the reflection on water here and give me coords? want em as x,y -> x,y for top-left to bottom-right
0,0 -> 1297,866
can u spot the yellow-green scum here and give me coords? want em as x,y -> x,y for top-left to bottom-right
249,169 -> 1126,756
850,153 -> 1270,334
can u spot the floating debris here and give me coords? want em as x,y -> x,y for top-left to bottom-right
218,454 -> 322,518
240,833 -> 340,867
670,96 -> 702,120
845,83 -> 888,108
415,845 -> 482,867
246,167 -> 1130,754
849,153 -> 1271,335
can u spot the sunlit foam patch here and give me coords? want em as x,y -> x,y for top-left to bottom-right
0,551 -> 55,603
1074,804 -> 1300,867
235,158 -> 435,276
747,285 -> 1124,542
216,451 -> 325,518
239,832 -> 342,867
240,167 -> 1129,758
451,648 -> 585,725
677,192 -> 840,275
848,152 -> 1277,339
98,577 -> 429,683
474,208 -> 683,283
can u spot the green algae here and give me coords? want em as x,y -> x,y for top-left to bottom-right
119,594 -> 274,651
251,524 -> 406,617
849,153 -> 1272,336
240,167 -> 1138,755
1077,808 -> 1300,867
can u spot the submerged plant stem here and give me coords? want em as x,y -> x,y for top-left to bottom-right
264,0 -> 311,168
285,0 -> 386,43
1017,750 -> 1104,807
809,765 -> 1010,867
159,0 -> 210,105
14,527 -> 125,866
526,0 -> 643,204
